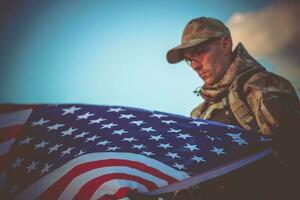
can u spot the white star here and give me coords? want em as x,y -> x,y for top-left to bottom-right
260,136 -> 272,142
122,137 -> 137,142
149,135 -> 165,141
34,140 -> 49,149
112,129 -> 128,135
48,144 -> 63,154
206,135 -> 216,142
226,125 -> 236,129
89,117 -> 106,124
161,120 -> 177,124
132,144 -> 146,150
74,149 -> 86,157
158,143 -> 173,149
166,152 -> 181,159
172,163 -> 186,170
226,133 -> 242,140
74,131 -> 90,139
61,127 -> 77,137
77,112 -> 95,120
31,118 -> 49,127
211,146 -> 226,155
41,163 -> 53,175
26,160 -> 39,173
19,137 -> 34,145
119,114 -> 136,119
47,123 -> 64,131
207,135 -> 221,141
100,123 -> 118,129
107,107 -> 126,112
85,135 -> 100,142
61,147 -> 75,157
149,113 -> 168,118
106,146 -> 121,151
168,128 -> 181,133
97,140 -> 111,145
11,157 -> 24,170
62,106 -> 82,115
130,120 -> 146,126
177,133 -> 192,140
190,121 -> 208,127
192,156 -> 206,163
140,127 -> 156,132
142,151 -> 155,156
184,143 -> 199,152
232,139 -> 248,146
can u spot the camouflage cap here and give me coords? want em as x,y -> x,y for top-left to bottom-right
166,17 -> 230,64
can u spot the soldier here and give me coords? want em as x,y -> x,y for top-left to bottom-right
165,17 -> 300,199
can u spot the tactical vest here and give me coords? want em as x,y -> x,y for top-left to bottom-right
192,67 -> 265,133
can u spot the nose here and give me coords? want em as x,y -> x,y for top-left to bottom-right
191,60 -> 202,71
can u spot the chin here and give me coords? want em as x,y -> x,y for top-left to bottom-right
204,79 -> 215,85
202,75 -> 217,85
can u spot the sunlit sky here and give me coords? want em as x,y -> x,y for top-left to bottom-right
0,0 -> 274,116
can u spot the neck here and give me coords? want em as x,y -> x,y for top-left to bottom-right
220,52 -> 233,77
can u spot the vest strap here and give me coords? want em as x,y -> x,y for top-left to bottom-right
228,67 -> 265,132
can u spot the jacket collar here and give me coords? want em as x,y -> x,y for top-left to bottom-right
199,43 -> 263,102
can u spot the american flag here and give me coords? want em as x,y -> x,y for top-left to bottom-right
0,104 -> 272,199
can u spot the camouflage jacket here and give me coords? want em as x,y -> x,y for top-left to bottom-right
186,43 -> 300,200
191,43 -> 299,136
131,44 -> 299,200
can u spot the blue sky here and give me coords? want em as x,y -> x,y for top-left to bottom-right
0,0 -> 274,116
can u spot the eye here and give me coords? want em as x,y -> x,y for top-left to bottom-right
185,59 -> 192,66
194,49 -> 205,57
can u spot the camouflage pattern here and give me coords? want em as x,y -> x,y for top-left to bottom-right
191,43 -> 299,136
166,17 -> 230,64
164,16 -> 300,200
166,43 -> 300,200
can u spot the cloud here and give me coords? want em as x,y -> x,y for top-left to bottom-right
227,0 -> 300,93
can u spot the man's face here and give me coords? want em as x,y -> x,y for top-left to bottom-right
184,39 -> 229,85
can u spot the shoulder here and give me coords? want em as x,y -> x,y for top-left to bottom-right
243,70 -> 298,99
190,101 -> 206,118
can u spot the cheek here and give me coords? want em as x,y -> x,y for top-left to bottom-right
203,56 -> 217,74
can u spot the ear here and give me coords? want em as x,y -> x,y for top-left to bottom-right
220,36 -> 232,55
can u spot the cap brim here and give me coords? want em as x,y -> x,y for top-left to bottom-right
166,37 -> 211,64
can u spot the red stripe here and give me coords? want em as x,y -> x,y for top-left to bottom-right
74,173 -> 156,200
38,159 -> 177,200
0,125 -> 22,143
99,187 -> 132,200
0,104 -> 37,114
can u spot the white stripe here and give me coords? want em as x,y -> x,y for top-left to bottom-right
14,152 -> 189,200
118,198 -> 130,200
58,166 -> 166,200
91,179 -> 148,200
145,148 -> 273,195
0,109 -> 32,129
0,139 -> 15,156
